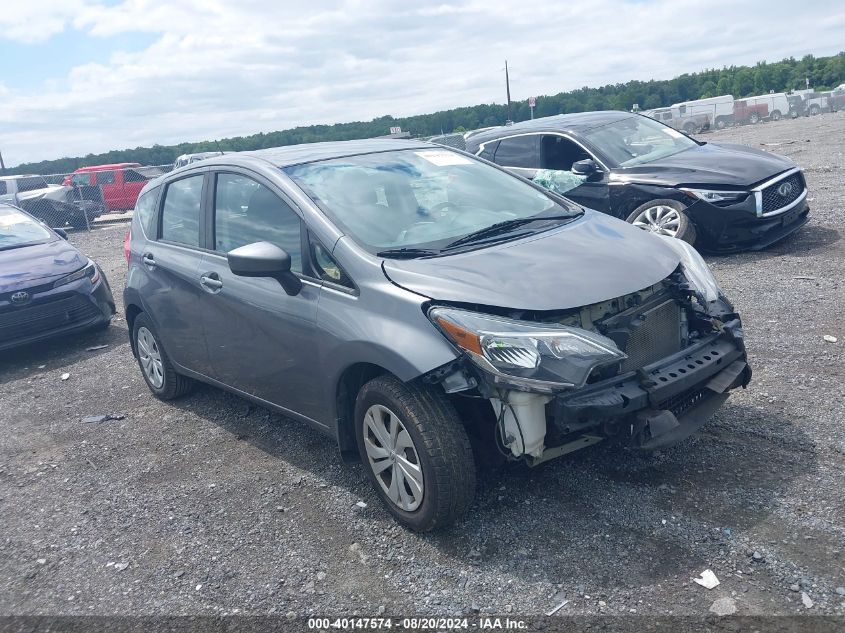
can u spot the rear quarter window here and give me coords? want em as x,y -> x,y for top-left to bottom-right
134,188 -> 160,237
477,141 -> 499,161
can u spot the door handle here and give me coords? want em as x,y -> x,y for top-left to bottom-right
142,253 -> 156,267
200,273 -> 223,293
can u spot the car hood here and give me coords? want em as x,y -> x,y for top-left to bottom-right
0,238 -> 87,293
381,211 -> 681,311
16,185 -> 69,202
611,142 -> 795,188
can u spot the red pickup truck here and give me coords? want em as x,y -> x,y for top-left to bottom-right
732,100 -> 769,124
64,163 -> 163,212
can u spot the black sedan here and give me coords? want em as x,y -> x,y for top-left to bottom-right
0,203 -> 115,352
464,111 -> 809,251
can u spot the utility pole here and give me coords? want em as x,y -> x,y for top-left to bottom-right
504,60 -> 513,124
0,150 -> 5,175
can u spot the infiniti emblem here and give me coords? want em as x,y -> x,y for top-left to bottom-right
10,291 -> 30,305
777,181 -> 794,197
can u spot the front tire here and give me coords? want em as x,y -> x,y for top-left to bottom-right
626,199 -> 697,245
770,110 -> 782,121
749,112 -> 760,124
809,105 -> 820,116
355,375 -> 476,532
132,313 -> 193,400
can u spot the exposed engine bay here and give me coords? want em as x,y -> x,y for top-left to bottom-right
426,267 -> 751,465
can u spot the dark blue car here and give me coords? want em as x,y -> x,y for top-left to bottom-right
0,202 -> 115,351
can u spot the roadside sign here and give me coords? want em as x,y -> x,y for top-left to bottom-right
389,126 -> 402,134
528,97 -> 536,107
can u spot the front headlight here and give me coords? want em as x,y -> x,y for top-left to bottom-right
428,307 -> 626,392
53,259 -> 100,288
680,188 -> 749,206
656,236 -> 721,303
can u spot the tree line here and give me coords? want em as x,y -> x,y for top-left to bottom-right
13,52 -> 844,175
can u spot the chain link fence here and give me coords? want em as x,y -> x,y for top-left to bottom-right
0,164 -> 172,231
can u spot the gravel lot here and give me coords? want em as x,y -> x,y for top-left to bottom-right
1,114 -> 843,618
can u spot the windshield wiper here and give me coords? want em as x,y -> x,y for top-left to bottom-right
442,214 -> 577,251
376,247 -> 441,259
0,243 -> 34,252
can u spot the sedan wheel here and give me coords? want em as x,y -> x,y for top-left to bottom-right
631,204 -> 682,237
363,404 -> 424,511
355,375 -> 476,531
137,326 -> 165,389
626,199 -> 697,245
132,312 -> 193,400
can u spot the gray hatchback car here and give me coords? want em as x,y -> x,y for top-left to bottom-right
124,139 -> 751,531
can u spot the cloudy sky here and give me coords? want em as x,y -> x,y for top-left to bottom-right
1,0 -> 843,166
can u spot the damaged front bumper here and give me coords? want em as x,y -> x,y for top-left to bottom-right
552,320 -> 750,452
686,196 -> 809,253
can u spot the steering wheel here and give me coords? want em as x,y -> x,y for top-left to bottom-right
426,201 -> 477,226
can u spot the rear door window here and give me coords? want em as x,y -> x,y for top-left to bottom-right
493,135 -> 539,168
96,171 -> 115,185
160,175 -> 203,247
213,173 -> 302,272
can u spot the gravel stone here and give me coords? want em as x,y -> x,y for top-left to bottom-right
709,597 -> 737,616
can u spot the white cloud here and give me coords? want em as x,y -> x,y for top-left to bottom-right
1,0 -> 843,165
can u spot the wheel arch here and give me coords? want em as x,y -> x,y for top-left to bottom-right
335,362 -> 393,462
124,302 -> 144,357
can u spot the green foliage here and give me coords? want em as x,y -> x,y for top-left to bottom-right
13,52 -> 844,174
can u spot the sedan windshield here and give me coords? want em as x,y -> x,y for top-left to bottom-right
0,206 -> 52,250
583,116 -> 698,168
284,149 -> 580,253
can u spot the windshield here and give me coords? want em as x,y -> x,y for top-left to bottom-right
0,206 -> 52,250
284,148 -> 579,253
583,116 -> 698,167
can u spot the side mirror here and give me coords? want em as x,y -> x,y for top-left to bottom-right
571,159 -> 599,176
227,241 -> 302,296
53,228 -> 69,240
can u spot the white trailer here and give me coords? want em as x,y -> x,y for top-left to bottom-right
671,95 -> 735,130
743,93 -> 790,121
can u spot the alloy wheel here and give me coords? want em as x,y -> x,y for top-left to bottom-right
631,205 -> 681,237
137,326 -> 164,389
362,404 -> 424,511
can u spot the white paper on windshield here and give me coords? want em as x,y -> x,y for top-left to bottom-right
415,150 -> 473,166
664,128 -> 685,139
0,210 -> 30,227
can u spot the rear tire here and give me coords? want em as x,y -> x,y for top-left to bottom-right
626,199 -> 697,246
809,105 -> 820,116
749,112 -> 760,124
683,122 -> 697,134
770,110 -> 782,121
132,312 -> 193,400
355,375 -> 476,532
